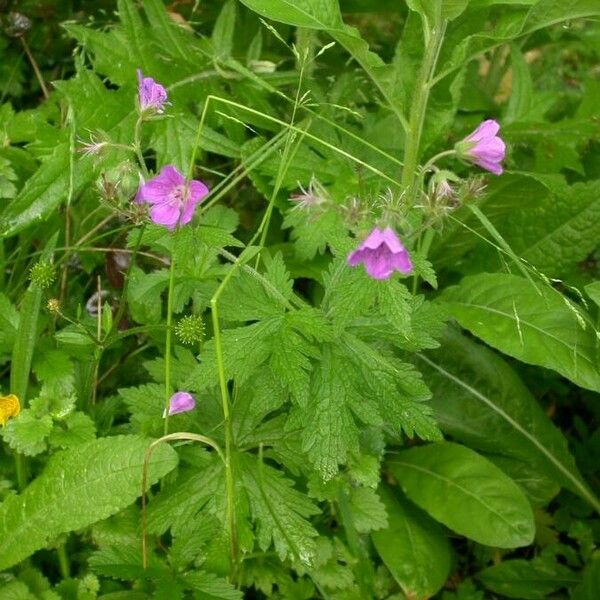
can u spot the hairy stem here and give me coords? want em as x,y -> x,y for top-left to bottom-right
163,235 -> 177,436
401,17 -> 448,204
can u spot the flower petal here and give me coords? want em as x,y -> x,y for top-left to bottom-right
150,203 -> 180,229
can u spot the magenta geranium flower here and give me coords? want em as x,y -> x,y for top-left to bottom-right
135,165 -> 209,229
165,391 -> 196,417
458,119 -> 506,175
137,69 -> 167,114
347,227 -> 413,280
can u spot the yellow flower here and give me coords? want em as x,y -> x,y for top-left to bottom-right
0,394 -> 20,426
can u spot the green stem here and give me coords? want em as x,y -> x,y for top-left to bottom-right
57,542 -> 70,579
401,18 -> 447,204
108,223 -> 147,344
163,235 -> 177,436
133,116 -> 149,177
256,56 -> 307,263
421,148 -> 456,175
209,295 -> 238,570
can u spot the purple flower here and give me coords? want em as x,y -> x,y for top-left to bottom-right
458,119 -> 506,175
137,69 -> 168,114
347,227 -> 413,280
165,391 -> 196,417
135,165 -> 209,229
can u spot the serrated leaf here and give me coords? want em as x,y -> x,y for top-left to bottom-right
389,442 -> 535,548
119,383 -> 164,436
127,267 -> 169,325
240,453 -> 318,565
0,435 -> 178,570
1,411 -> 53,456
441,273 -> 600,393
300,344 -> 362,480
348,487 -> 387,533
182,571 -> 243,600
48,412 -> 96,449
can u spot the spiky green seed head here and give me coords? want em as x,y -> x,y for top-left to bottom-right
175,315 -> 205,346
29,261 -> 55,289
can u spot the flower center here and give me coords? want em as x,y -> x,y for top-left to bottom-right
169,185 -> 189,208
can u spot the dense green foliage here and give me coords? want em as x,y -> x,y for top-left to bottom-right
0,0 -> 600,598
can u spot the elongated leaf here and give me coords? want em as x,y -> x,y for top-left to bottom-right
417,327 -> 599,511
438,1 -> 600,80
388,442 -> 535,548
477,557 -> 581,599
572,555 -> 600,600
407,0 -> 469,21
372,485 -> 451,600
440,273 -> 600,392
10,235 -> 57,404
0,435 -> 178,570
238,0 -> 343,29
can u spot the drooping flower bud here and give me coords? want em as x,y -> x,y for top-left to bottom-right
164,392 -> 196,417
455,119 -> 506,175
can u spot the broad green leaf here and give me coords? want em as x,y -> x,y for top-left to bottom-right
585,281 -> 600,309
418,327 -> 598,511
372,485 -> 451,600
388,442 -> 535,548
477,557 -> 581,599
438,1 -> 600,81
407,0 -> 469,21
238,0 -> 343,29
0,435 -> 178,570
432,176 -> 600,278
440,273 -> 600,393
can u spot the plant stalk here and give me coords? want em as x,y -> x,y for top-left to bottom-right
401,18 -> 447,204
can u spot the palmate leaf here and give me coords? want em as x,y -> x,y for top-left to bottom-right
0,435 -> 178,570
418,326 -> 600,511
239,453 -> 319,565
441,273 -> 600,393
300,338 -> 440,480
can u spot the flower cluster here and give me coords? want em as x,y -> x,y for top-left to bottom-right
308,119 -> 506,281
